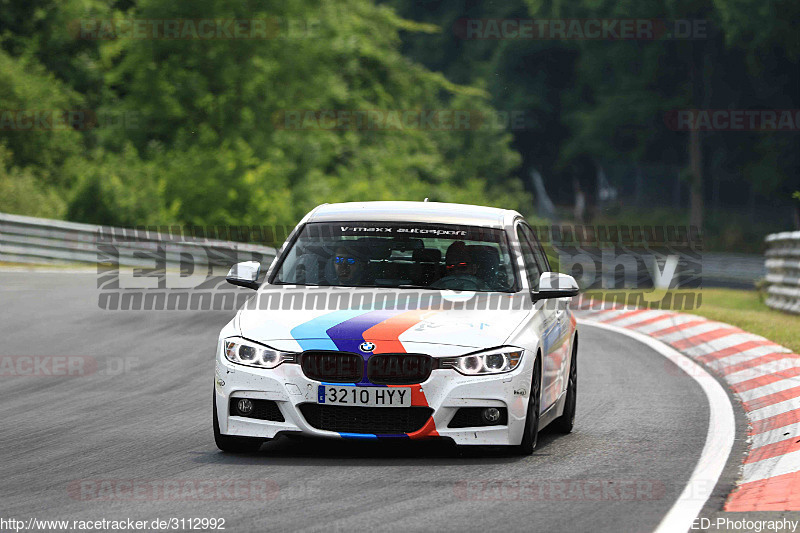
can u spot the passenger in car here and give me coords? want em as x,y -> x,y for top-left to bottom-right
466,245 -> 506,289
428,241 -> 489,290
443,241 -> 477,276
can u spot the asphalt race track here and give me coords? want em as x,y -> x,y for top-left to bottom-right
1,271 -> 721,532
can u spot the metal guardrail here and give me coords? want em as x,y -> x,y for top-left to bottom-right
0,211 -> 774,293
700,252 -> 765,288
0,212 -> 276,270
765,230 -> 800,314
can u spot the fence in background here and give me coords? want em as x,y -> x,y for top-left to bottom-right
0,212 -> 276,271
765,231 -> 800,314
0,212 -> 773,291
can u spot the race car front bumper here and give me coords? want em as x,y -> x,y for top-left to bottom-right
214,349 -> 535,446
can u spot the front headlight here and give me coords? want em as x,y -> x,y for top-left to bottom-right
439,347 -> 524,375
223,337 -> 297,369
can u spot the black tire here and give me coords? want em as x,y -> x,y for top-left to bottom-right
513,355 -> 542,455
213,393 -> 265,453
552,340 -> 577,434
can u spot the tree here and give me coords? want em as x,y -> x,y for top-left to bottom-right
1,0 -> 531,229
91,0 -> 528,226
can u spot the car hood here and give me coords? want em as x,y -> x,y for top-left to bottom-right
236,287 -> 531,355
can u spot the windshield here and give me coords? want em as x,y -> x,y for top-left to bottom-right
272,222 -> 518,292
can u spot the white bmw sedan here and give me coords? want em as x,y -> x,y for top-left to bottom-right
213,201 -> 579,454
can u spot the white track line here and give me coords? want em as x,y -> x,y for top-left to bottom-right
578,319 -> 735,533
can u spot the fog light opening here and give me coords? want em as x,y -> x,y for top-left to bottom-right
236,398 -> 254,415
481,407 -> 501,424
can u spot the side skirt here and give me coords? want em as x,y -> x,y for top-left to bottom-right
538,389 -> 567,430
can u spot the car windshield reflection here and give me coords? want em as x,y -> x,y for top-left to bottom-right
273,222 -> 518,292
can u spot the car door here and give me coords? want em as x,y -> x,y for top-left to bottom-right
514,222 -> 560,412
519,223 -> 573,404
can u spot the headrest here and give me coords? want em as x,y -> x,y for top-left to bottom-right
331,241 -> 370,261
412,248 -> 442,263
331,239 -> 391,260
466,245 -> 499,262
445,241 -> 471,266
392,238 -> 423,252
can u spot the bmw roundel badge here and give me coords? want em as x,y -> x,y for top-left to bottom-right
359,341 -> 376,353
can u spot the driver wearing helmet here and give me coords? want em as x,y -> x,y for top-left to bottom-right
430,241 -> 488,290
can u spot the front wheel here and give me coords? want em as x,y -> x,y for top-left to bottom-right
551,342 -> 577,434
213,393 -> 265,453
513,356 -> 541,455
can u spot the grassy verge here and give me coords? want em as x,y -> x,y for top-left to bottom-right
584,288 -> 800,353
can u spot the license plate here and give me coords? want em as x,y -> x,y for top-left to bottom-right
317,385 -> 411,407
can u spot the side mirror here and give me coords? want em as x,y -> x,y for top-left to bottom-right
532,272 -> 579,301
226,261 -> 261,290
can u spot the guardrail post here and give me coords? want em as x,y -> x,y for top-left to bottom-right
764,230 -> 800,314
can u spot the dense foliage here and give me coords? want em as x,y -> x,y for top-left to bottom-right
0,0 -> 527,230
0,0 -> 797,242
389,0 -> 799,231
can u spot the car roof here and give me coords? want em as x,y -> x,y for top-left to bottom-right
306,201 -> 521,227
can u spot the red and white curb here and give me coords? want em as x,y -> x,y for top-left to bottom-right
575,299 -> 800,512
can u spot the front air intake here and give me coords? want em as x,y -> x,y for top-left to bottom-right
299,404 -> 432,434
300,351 -> 363,383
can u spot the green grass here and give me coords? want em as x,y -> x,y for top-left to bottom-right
587,288 -> 800,353
691,289 -> 800,354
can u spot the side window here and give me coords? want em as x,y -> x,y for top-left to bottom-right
521,225 -> 550,273
515,226 -> 542,290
